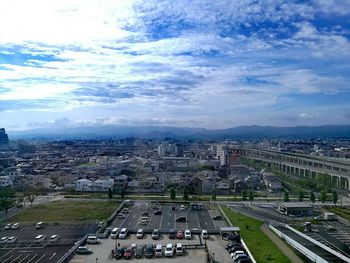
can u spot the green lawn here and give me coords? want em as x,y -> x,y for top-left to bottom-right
222,206 -> 292,263
9,201 -> 118,223
327,207 -> 350,221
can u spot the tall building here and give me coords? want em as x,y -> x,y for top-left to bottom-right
217,144 -> 229,166
157,143 -> 179,157
0,128 -> 9,146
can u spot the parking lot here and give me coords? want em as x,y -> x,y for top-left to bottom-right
110,202 -> 227,232
70,232 -> 232,263
0,223 -> 97,263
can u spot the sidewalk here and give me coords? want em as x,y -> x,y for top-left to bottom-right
260,223 -> 304,263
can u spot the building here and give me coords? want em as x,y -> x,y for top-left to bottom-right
75,179 -> 93,192
0,128 -> 9,146
0,176 -> 13,188
157,143 -> 179,157
113,174 -> 128,193
277,202 -> 313,216
217,144 -> 229,166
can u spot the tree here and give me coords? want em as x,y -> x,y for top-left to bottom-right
310,191 -> 315,203
170,187 -> 176,201
24,188 -> 37,206
120,189 -> 125,199
0,188 -> 16,216
249,191 -> 254,204
298,191 -> 304,202
332,190 -> 338,205
320,190 -> 327,204
242,190 -> 247,201
183,188 -> 189,202
284,191 -> 289,202
108,188 -> 113,201
211,190 -> 217,202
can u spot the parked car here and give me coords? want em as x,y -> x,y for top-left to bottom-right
176,230 -> 184,239
110,228 -> 119,239
152,229 -> 160,240
0,237 -> 8,244
11,223 -> 20,230
145,243 -> 154,258
122,208 -> 129,214
124,247 -> 133,259
155,244 -> 163,257
136,229 -> 144,239
7,236 -> 17,244
97,221 -> 103,228
114,247 -> 125,259
77,246 -> 92,254
35,222 -> 44,229
164,243 -> 174,257
201,229 -> 209,239
235,259 -> 252,263
86,236 -> 100,244
212,215 -> 223,220
176,243 -> 184,256
4,224 -> 12,230
233,254 -> 249,262
229,245 -> 245,254
49,234 -> 60,243
231,250 -> 246,259
119,228 -> 128,239
180,204 -> 186,211
34,235 -> 46,244
117,214 -> 126,219
153,210 -> 162,215
169,229 -> 176,239
135,245 -> 143,258
185,230 -> 192,239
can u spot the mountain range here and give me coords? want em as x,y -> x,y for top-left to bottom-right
7,124 -> 350,140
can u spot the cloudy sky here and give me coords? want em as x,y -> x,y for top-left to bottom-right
0,0 -> 350,130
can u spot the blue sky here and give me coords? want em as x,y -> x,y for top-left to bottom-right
0,0 -> 350,130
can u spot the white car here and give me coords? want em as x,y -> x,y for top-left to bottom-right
136,229 -> 144,239
86,236 -> 100,244
110,228 -> 119,239
201,229 -> 209,239
4,224 -> 12,230
155,244 -> 163,257
118,228 -> 128,239
0,237 -> 8,244
164,244 -> 174,257
49,235 -> 60,243
34,235 -> 46,244
7,236 -> 17,244
11,223 -> 20,230
185,230 -> 192,239
231,250 -> 245,259
176,243 -> 184,256
117,214 -> 126,219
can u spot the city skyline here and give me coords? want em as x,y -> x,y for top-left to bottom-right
1,0 -> 350,131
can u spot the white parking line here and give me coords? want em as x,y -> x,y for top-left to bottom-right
3,255 -> 14,263
195,213 -> 201,229
18,254 -> 30,263
10,254 -> 22,263
26,253 -> 38,263
48,252 -> 56,261
34,253 -> 46,263
0,248 -> 15,260
159,213 -> 163,229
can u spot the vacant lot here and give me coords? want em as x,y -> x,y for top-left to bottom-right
9,201 -> 118,222
222,206 -> 292,263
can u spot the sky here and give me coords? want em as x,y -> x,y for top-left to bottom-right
0,0 -> 350,131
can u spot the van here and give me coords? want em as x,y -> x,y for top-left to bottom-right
110,228 -> 119,239
145,243 -> 154,258
34,235 -> 46,244
155,244 -> 163,257
118,228 -> 128,239
201,229 -> 209,239
87,236 -> 100,244
176,243 -> 183,255
36,222 -> 44,229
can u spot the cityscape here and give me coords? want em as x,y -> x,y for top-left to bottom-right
1,1 -> 350,263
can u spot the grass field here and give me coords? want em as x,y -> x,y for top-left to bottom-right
222,206 -> 292,263
9,201 -> 118,223
327,207 -> 350,221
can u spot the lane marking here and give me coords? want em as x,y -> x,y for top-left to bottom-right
3,255 -> 15,263
0,248 -> 16,260
48,252 -> 56,260
34,253 -> 46,263
18,254 -> 30,263
26,253 -> 38,263
10,254 -> 22,263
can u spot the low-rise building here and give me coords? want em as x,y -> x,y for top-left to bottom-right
277,202 -> 313,216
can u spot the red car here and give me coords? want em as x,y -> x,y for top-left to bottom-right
124,247 -> 133,259
176,230 -> 184,239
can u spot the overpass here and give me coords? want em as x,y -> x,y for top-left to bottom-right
235,148 -> 350,191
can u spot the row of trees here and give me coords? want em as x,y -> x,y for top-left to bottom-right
282,190 -> 338,204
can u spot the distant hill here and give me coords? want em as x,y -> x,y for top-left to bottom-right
7,124 -> 350,140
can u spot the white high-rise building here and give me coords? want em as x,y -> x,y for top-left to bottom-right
217,144 -> 229,166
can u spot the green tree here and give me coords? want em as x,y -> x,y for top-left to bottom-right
170,187 -> 176,201
108,188 -> 113,201
332,190 -> 338,205
183,188 -> 189,202
320,190 -> 327,204
310,191 -> 316,203
249,191 -> 254,204
24,187 -> 37,206
211,190 -> 217,202
242,190 -> 247,201
284,191 -> 289,202
298,191 -> 304,202
0,188 -> 16,216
